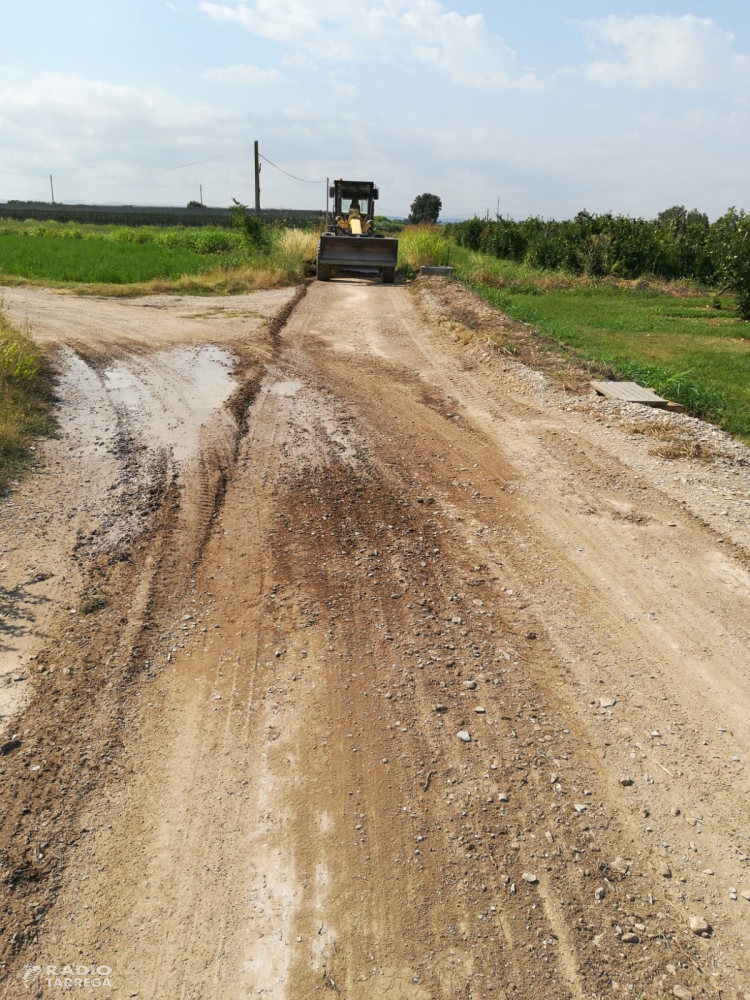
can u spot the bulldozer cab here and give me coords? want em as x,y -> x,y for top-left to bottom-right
331,180 -> 378,223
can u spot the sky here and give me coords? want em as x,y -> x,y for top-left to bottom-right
1,1 -> 749,219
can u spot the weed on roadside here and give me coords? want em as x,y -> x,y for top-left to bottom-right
79,589 -> 107,615
0,304 -> 52,491
653,437 -> 730,462
629,422 -> 732,461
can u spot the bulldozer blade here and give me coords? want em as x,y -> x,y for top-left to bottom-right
318,235 -> 399,273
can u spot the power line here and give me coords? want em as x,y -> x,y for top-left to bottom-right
0,144 -> 257,183
258,153 -> 323,185
96,144 -> 256,180
1,143 -> 382,198
0,167 -> 48,180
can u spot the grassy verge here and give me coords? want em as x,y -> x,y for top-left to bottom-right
451,246 -> 750,442
0,306 -> 52,490
0,224 -> 317,294
398,225 -> 449,275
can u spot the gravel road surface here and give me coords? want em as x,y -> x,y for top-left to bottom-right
1,279 -> 748,1000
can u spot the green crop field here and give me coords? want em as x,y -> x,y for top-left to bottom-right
0,219 -> 316,292
450,246 -> 750,443
0,234 -> 243,284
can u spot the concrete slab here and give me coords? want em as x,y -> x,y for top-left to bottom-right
420,266 -> 455,277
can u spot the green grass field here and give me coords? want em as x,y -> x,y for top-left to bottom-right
0,234 -> 244,284
451,246 -> 750,442
0,220 -> 316,291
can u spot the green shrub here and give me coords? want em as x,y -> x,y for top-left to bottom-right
229,199 -> 274,253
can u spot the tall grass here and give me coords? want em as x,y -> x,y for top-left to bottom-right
265,229 -> 318,282
398,225 -> 450,274
0,305 -> 51,489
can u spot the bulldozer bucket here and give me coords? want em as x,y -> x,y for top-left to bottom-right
317,235 -> 398,280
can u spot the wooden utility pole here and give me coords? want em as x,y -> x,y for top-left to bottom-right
326,176 -> 329,226
254,141 -> 261,219
50,175 -> 55,204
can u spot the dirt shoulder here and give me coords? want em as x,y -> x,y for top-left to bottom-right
1,285 -> 297,353
1,279 -> 748,1000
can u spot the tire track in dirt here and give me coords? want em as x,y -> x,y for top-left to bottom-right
0,290 -> 305,988
2,279 -> 748,1000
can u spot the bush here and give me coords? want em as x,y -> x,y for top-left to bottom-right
229,199 -> 273,253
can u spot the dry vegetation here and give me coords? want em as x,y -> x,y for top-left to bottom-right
627,420 -> 735,461
0,303 -> 52,489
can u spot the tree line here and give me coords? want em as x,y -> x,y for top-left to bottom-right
445,207 -> 750,317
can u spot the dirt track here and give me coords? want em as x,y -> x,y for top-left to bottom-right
1,280 -> 749,1000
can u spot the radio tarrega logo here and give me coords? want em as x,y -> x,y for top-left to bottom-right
20,964 -> 115,990
21,966 -> 42,991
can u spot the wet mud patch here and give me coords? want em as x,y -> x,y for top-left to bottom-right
101,344 -> 236,462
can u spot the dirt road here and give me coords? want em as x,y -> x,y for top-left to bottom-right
1,280 -> 749,1000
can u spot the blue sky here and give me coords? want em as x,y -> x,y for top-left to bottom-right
1,1 -> 749,218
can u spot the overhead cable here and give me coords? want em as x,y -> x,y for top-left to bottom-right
258,153 -> 323,184
0,144 -> 256,183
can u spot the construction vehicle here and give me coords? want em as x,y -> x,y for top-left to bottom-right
317,179 -> 399,283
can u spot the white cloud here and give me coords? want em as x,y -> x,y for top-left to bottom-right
327,71 -> 357,99
199,1 -> 520,88
0,70 -> 241,199
0,71 -> 222,127
515,72 -> 546,93
3,60 -> 749,224
576,14 -> 750,91
202,64 -> 284,84
281,52 -> 318,73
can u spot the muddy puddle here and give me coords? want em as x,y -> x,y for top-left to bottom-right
266,379 -> 303,398
0,342 -> 239,733
101,344 -> 236,461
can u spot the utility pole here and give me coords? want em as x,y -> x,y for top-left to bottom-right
50,175 -> 55,204
200,184 -> 203,206
496,196 -> 500,220
326,176 -> 329,227
254,141 -> 261,220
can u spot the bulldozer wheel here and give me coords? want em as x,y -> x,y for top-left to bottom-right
381,267 -> 395,284
317,237 -> 332,281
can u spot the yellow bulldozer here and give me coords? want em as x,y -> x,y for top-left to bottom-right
317,179 -> 399,283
